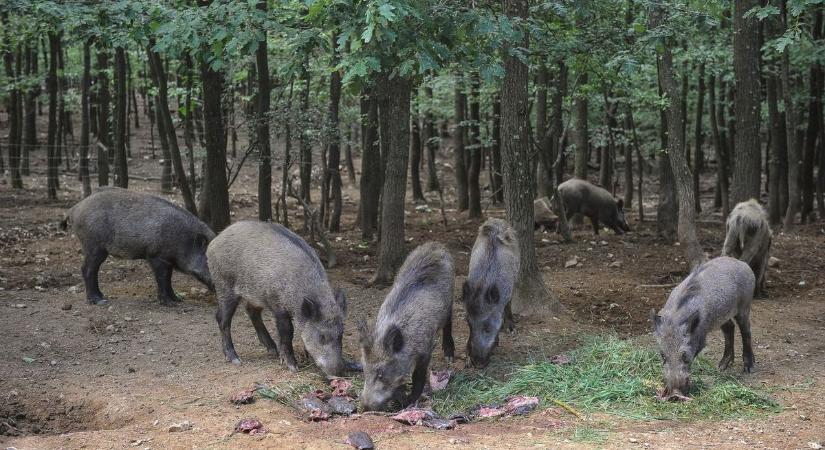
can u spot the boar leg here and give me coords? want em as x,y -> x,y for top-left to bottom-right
734,314 -> 754,373
246,305 -> 279,358
718,320 -> 735,370
215,288 -> 241,365
274,308 -> 299,372
407,355 -> 432,406
148,257 -> 180,305
503,302 -> 515,333
442,314 -> 455,364
82,247 -> 109,305
589,216 -> 600,235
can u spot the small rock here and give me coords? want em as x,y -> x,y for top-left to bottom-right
609,261 -> 622,268
168,420 -> 192,432
15,304 -> 26,308
799,281 -> 807,287
564,257 -> 579,268
599,240 -> 608,246
61,303 -> 72,311
230,388 -> 256,405
234,418 -> 265,435
629,438 -> 639,443
68,285 -> 80,293
106,324 -> 116,332
50,360 -> 57,366
808,442 -> 822,449
768,257 -> 780,268
108,306 -> 115,312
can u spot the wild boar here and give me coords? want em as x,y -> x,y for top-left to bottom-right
722,199 -> 772,295
359,242 -> 455,411
206,221 -> 347,377
60,187 -> 214,306
651,256 -> 755,397
556,178 -> 630,235
462,218 -> 519,368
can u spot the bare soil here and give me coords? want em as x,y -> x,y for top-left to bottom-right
2,133 -> 825,449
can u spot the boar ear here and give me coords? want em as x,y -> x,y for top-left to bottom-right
301,297 -> 320,322
649,309 -> 661,331
334,288 -> 347,316
383,325 -> 404,354
687,311 -> 701,334
487,285 -> 500,305
617,199 -> 624,210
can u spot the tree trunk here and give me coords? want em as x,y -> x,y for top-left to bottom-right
693,63 -> 705,212
256,2 -> 272,222
535,64 -> 551,197
765,6 -> 789,226
371,75 -> 412,285
782,1 -> 802,228
801,10 -> 823,221
657,70 -> 678,240
80,40 -> 92,198
113,47 -> 129,188
345,124 -> 357,184
199,57 -> 230,232
410,108 -> 425,202
22,44 -> 36,177
623,112 -> 634,208
651,6 -> 704,267
359,86 -> 381,239
424,86 -> 440,191
708,74 -> 731,216
502,0 -> 557,314
491,96 -> 504,203
468,73 -> 482,218
96,49 -> 111,186
46,33 -> 60,199
281,79 -> 295,227
147,46 -> 197,214
299,66 -> 312,203
731,0 -> 763,205
600,89 -> 616,189
454,75 -> 469,211
2,13 -> 23,189
326,38 -> 343,232
183,55 -> 197,196
574,73 -> 589,180
155,94 -> 173,192
551,61 -> 567,187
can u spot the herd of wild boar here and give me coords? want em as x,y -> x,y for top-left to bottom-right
59,181 -> 773,408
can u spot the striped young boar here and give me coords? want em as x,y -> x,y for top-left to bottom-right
359,242 -> 455,411
557,178 -> 630,235
206,221 -> 347,377
462,218 -> 519,368
651,257 -> 755,397
61,187 -> 214,306
722,199 -> 772,295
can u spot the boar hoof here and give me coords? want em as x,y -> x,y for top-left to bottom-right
743,364 -> 754,374
87,296 -> 109,306
718,355 -> 733,371
229,357 -> 242,366
445,356 -> 454,366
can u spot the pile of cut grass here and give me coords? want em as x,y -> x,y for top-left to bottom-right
431,335 -> 780,421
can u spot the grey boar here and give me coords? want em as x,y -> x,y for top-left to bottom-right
462,218 -> 519,368
722,199 -> 772,295
651,256 -> 755,397
206,221 -> 347,377
533,197 -> 558,230
60,187 -> 214,306
556,178 -> 630,235
359,242 -> 455,411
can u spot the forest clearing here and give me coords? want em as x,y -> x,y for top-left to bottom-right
2,1 -> 825,449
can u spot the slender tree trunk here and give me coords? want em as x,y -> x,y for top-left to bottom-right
574,73 -> 589,180
491,96 -> 504,203
371,75 -> 412,285
708,74 -> 730,216
627,107 -> 644,220
424,86 -> 440,191
767,75 -> 787,225
281,79 -> 295,227
256,2 -> 272,222
326,37 -> 343,232
199,55 -> 230,232
651,6 -> 704,267
183,56 -> 197,196
468,72 -> 482,218
600,89 -> 616,189
113,47 -> 128,188
22,44 -> 36,177
46,32 -> 60,199
80,40 -> 92,198
535,64 -> 552,197
801,10 -> 823,221
454,75 -> 469,211
2,13 -> 23,189
782,1 -> 802,228
359,87 -> 381,239
657,71 -> 678,240
130,56 -> 140,129
410,108 -> 425,202
345,123 -> 357,184
623,112 -> 634,208
155,95 -> 173,192
299,65 -> 312,203
502,0 -> 556,314
96,49 -> 111,186
693,63 -> 705,212
551,61 -> 567,187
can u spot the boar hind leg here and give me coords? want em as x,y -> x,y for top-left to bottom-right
246,305 -> 279,358
82,247 -> 109,305
215,288 -> 241,365
148,257 -> 181,305
503,302 -> 515,333
589,216 -> 600,235
274,308 -> 299,372
735,314 -> 754,373
442,314 -> 455,364
719,320 -> 735,370
407,355 -> 432,406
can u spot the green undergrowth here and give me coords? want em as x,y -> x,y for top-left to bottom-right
430,335 -> 780,421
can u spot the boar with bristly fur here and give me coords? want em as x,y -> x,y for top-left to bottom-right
556,178 -> 630,235
651,256 -> 755,397
61,187 -> 214,306
206,221 -> 347,377
359,242 -> 455,412
722,199 -> 772,295
463,218 -> 519,368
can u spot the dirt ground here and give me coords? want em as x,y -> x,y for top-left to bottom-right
2,131 -> 825,449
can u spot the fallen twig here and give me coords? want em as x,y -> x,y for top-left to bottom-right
635,283 -> 678,289
549,397 -> 583,420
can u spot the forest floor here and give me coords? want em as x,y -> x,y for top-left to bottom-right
2,139 -> 825,449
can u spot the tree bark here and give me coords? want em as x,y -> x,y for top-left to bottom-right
22,44 -> 36,177
96,49 -> 111,186
371,75 -> 412,285
801,9 -> 823,221
359,86 -> 381,239
767,74 -> 787,225
708,74 -> 730,216
410,109 -> 425,202
502,0 -> 557,314
2,12 -> 23,189
693,63 -> 705,212
326,39 -> 343,232
199,56 -> 230,232
468,72 -> 482,218
574,73 -> 589,180
299,66 -> 312,203
80,40 -> 92,198
256,1 -> 273,222
657,69 -> 678,240
46,33 -> 60,199
454,75 -> 469,211
535,64 -> 552,197
113,47 -> 129,188
491,95 -> 504,203
782,1 -> 802,228
424,86 -> 440,191
623,112 -> 634,208
651,6 -> 704,267
731,0 -> 763,205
